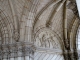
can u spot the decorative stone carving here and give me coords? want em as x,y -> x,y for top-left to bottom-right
35,28 -> 60,49
0,42 -> 35,59
13,30 -> 19,42
67,0 -> 78,17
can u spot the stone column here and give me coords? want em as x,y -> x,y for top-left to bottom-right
73,50 -> 78,60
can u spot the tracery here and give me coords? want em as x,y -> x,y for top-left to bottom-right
0,0 -> 79,60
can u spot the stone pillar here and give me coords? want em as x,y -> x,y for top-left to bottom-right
63,50 -> 68,60
73,50 -> 78,60
23,42 -> 35,60
63,50 -> 73,60
24,47 -> 34,60
63,49 -> 78,60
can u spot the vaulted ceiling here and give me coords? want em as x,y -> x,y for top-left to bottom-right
0,0 -> 79,60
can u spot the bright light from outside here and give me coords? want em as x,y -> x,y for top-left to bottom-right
76,0 -> 80,16
78,30 -> 80,49
76,0 -> 80,49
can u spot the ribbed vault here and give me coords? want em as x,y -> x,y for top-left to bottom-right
0,0 -> 79,60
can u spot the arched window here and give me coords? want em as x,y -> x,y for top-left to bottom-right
76,0 -> 80,50
76,26 -> 80,60
76,0 -> 80,16
77,27 -> 80,50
